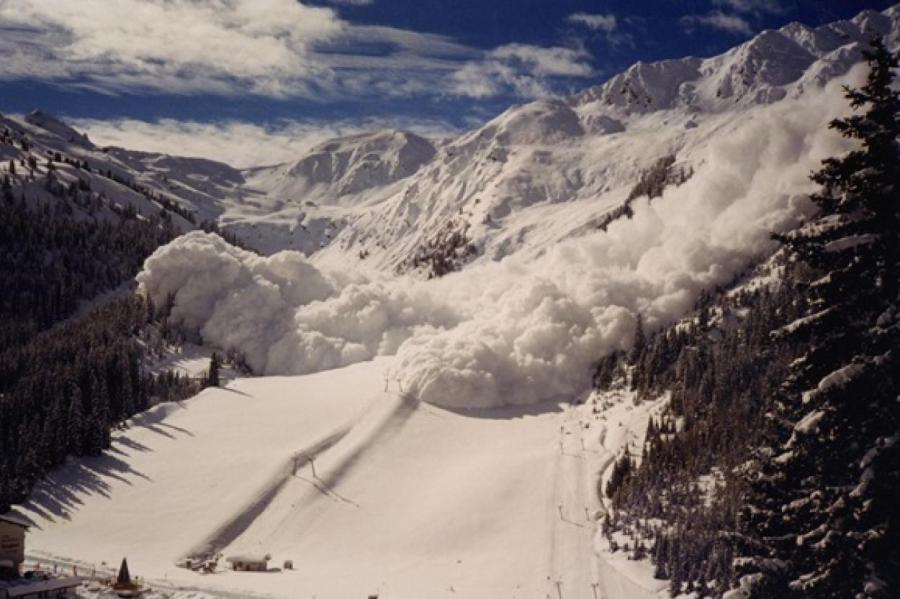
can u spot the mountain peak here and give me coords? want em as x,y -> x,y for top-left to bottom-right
24,110 -> 94,148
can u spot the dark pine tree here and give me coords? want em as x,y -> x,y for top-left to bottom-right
733,38 -> 900,599
207,352 -> 221,388
630,312 -> 646,365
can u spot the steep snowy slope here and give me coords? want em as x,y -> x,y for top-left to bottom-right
572,7 -> 898,112
249,129 -> 436,202
226,130 -> 437,255
1,110 -> 243,233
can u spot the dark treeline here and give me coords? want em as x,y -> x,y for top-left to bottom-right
596,273 -> 806,596
0,296 -> 201,511
0,182 -> 178,350
596,153 -> 693,232
406,218 -> 478,278
594,39 -> 900,598
0,153 -> 222,511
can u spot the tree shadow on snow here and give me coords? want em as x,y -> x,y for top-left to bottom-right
219,385 -> 252,398
22,445 -> 153,527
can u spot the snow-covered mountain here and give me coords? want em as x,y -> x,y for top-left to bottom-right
7,6 -> 898,277
0,109 -> 244,233
315,4 -> 899,274
3,4 -> 898,409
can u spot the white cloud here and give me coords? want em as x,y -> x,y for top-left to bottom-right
681,11 -> 754,36
713,0 -> 790,16
71,117 -> 460,168
0,1 -> 607,102
682,0 -> 789,37
451,44 -> 594,99
0,0 -> 477,99
0,0 -> 342,97
567,12 -> 635,48
0,0 -> 599,102
567,12 -> 617,33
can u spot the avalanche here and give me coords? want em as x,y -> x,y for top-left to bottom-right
137,69 -> 859,408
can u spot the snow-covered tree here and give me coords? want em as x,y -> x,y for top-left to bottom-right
733,37 -> 900,599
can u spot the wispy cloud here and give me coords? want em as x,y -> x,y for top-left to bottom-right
713,0 -> 790,16
567,12 -> 617,33
451,44 -> 594,99
566,12 -> 635,48
682,0 -> 791,37
681,11 -> 754,36
71,117 -> 461,168
0,0 -> 594,103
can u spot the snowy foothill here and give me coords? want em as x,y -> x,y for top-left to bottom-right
19,356 -> 666,599
136,71 -> 859,410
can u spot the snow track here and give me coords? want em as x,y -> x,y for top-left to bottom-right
549,408 -> 598,599
183,421 -> 359,563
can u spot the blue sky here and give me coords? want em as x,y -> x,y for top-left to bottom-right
0,0 -> 894,166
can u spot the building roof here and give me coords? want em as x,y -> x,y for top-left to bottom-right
225,554 -> 270,563
0,512 -> 30,529
0,577 -> 82,598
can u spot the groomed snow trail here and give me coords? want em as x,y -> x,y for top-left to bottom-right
20,360 -> 666,599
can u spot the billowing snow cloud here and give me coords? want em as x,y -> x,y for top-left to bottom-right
395,94 -> 844,407
137,233 -> 458,375
137,77 -> 855,409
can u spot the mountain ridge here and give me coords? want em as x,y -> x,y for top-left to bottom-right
2,4 -> 898,274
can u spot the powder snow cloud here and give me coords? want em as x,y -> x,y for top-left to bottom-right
136,73 -> 858,409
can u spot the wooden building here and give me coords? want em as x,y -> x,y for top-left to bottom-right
225,554 -> 270,572
0,514 -> 29,577
0,576 -> 82,599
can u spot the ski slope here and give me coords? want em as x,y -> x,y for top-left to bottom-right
18,359 -> 664,599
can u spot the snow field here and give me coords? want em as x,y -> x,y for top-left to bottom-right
19,358 -> 671,599
20,359 -> 387,583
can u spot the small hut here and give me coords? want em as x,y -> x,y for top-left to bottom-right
225,554 -> 270,572
0,513 -> 30,577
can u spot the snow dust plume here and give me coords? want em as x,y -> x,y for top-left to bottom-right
137,232 -> 457,375
395,97 -> 841,407
137,75 -> 857,409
